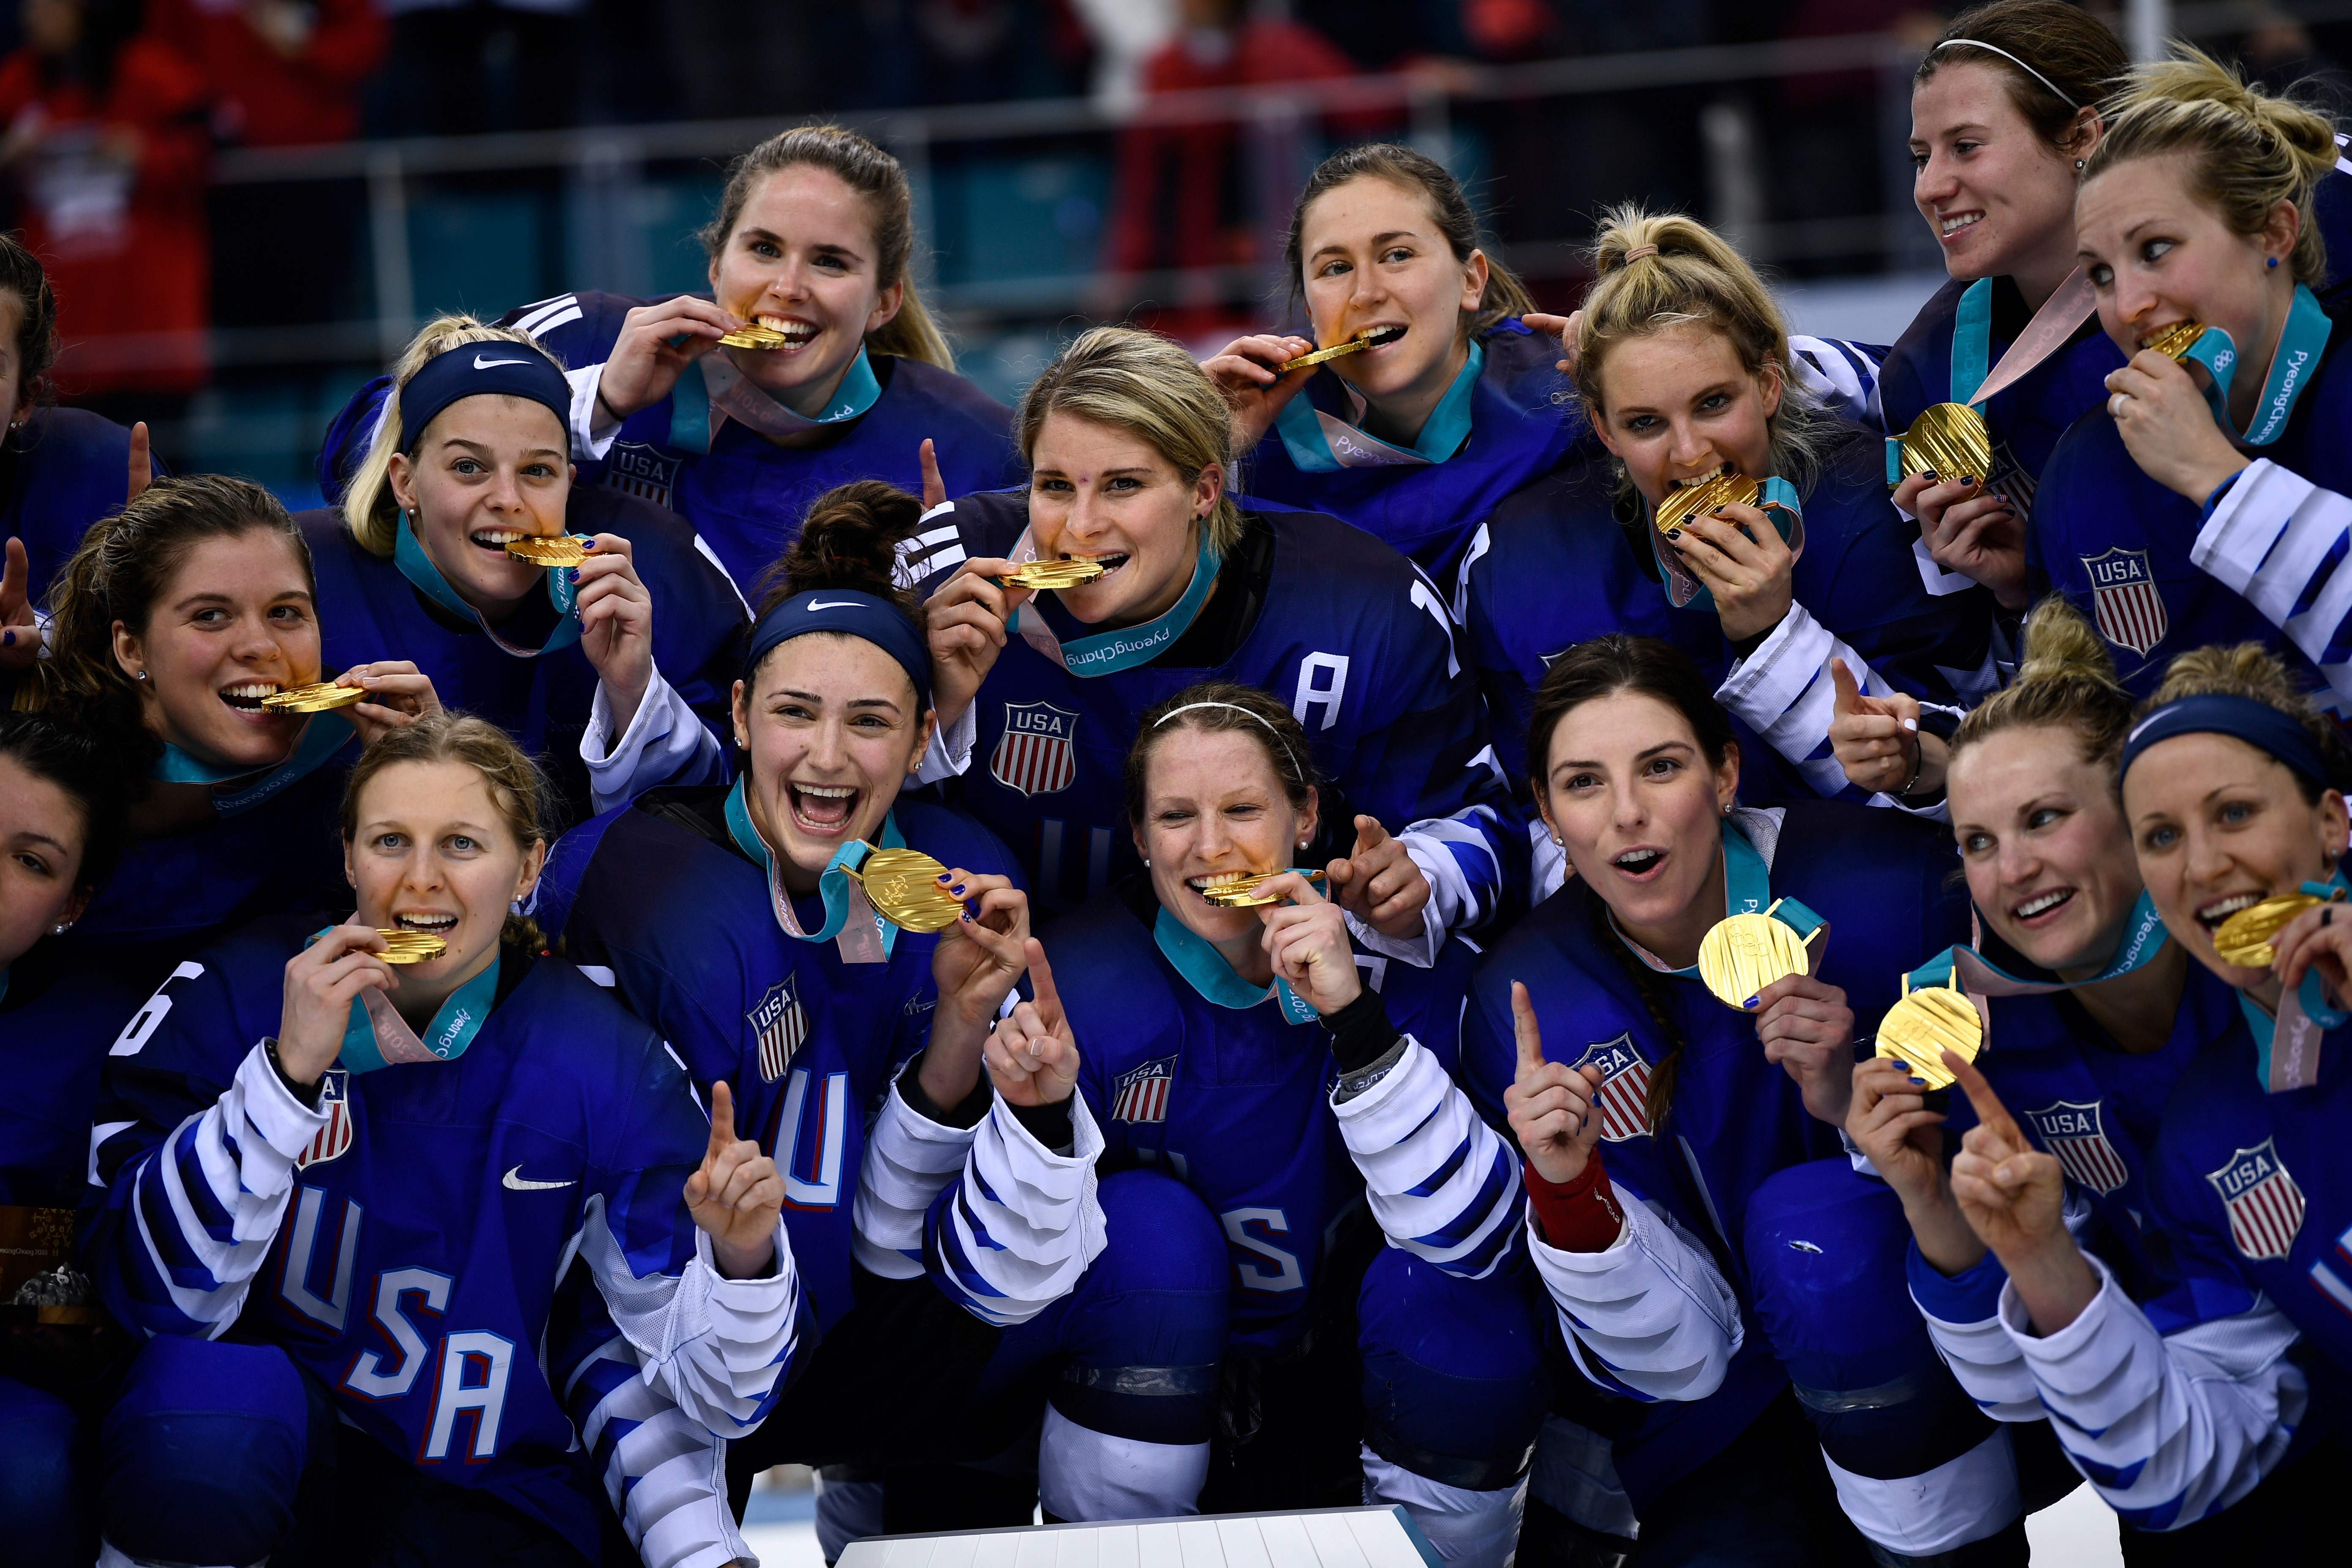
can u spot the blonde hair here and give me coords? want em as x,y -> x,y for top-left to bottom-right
700,124 -> 953,372
2085,48 -> 2340,285
1015,327 -> 1246,553
1949,598 -> 2133,773
2143,640 -> 2342,802
340,315 -> 562,557
1571,206 -> 1829,497
341,710 -> 550,949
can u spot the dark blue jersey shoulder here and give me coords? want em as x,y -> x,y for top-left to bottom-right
1238,318 -> 1589,578
0,939 -> 147,1206
4,406 -> 150,606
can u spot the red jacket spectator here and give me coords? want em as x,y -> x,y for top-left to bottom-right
149,0 -> 386,147
0,24 -> 211,397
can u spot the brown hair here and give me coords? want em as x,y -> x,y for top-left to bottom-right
745,479 -> 930,701
341,711 -> 550,949
2143,641 -> 2349,802
1126,681 -> 1319,828
1915,2 -> 2126,156
35,475 -> 313,764
1948,597 -> 2133,775
0,230 -> 59,413
2085,48 -> 2340,286
1283,142 -> 1537,339
700,124 -> 953,371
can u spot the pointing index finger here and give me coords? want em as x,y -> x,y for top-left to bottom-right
1025,938 -> 1064,1027
1353,814 -> 1389,855
707,1080 -> 738,1156
1511,981 -> 1546,1074
1945,1051 -> 2017,1139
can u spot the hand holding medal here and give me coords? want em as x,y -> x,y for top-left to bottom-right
264,662 -> 439,747
276,925 -> 400,1086
1255,873 -> 1361,1016
2107,316 -> 2252,503
1653,467 -> 1798,641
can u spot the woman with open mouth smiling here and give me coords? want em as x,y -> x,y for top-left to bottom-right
534,484 -> 1108,1555
83,711 -> 800,1568
1463,635 -> 1969,1564
319,314 -> 747,830
912,325 -> 1513,957
24,474 -> 435,968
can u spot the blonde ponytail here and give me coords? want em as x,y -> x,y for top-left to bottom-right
1949,597 -> 2133,772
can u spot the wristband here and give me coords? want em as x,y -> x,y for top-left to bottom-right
1525,1152 -> 1625,1252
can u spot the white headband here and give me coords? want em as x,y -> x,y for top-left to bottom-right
1153,701 -> 1307,782
1933,38 -> 2079,110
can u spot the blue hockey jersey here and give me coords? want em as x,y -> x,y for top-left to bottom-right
906,492 -> 1516,941
0,939 -> 143,1207
5,406 -> 157,606
86,917 -> 800,1562
1460,803 -> 1970,1502
487,290 -> 1024,591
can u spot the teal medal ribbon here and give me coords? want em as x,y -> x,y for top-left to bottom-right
151,711 -> 357,818
670,347 -> 883,454
306,925 -> 500,1074
2232,873 -> 2350,1093
723,777 -> 900,962
1153,906 -> 1319,1024
1650,476 -> 1804,615
1009,532 -> 1223,678
2165,285 -> 2332,449
1905,890 -> 2171,1001
1950,277 -> 1996,406
394,515 -> 582,658
1622,818 -> 1826,981
1272,342 -> 1482,472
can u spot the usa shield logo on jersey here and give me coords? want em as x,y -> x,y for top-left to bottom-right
748,978 -> 807,1083
2207,1138 -> 2306,1262
2080,548 -> 2168,658
1111,1055 -> 1176,1124
1569,1034 -> 1654,1142
603,441 -> 683,510
2026,1099 -> 2129,1195
295,1070 -> 352,1170
991,702 -> 1079,796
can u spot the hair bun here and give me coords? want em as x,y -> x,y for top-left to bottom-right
757,479 -> 926,618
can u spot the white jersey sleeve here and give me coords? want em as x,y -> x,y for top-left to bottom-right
580,663 -> 727,814
1527,1188 -> 1743,1402
929,1092 -> 1110,1326
1788,336 -> 1886,431
852,1068 -> 983,1281
569,1337 -> 752,1568
1327,1035 -> 1522,1279
2191,459 -> 2352,708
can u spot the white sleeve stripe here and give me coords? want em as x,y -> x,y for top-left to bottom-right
1528,1195 -> 1741,1402
932,1094 -> 1108,1326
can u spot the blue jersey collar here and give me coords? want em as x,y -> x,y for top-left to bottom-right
151,711 -> 356,818
1273,341 -> 1483,472
395,514 -> 582,658
1153,905 -> 1318,1023
724,777 -> 903,961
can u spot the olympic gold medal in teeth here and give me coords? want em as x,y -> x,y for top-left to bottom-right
374,928 -> 449,964
1875,973 -> 1984,1091
1654,468 -> 1763,543
1889,403 -> 1993,487
260,681 -> 369,714
2213,892 -> 2328,969
847,845 -> 966,934
1199,868 -> 1329,909
997,558 -> 1109,591
2141,319 -> 2208,361
1277,325 -> 1405,373
717,320 -> 791,350
504,534 -> 595,569
1695,899 -> 1815,1012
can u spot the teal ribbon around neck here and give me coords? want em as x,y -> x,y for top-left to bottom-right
325,941 -> 500,1075
669,346 -> 884,454
1273,341 -> 1483,473
395,514 -> 582,658
724,777 -> 903,959
151,711 -> 356,818
1649,475 -> 1804,616
1906,890 -> 2171,1000
2234,873 -> 2351,1092
1950,277 -> 1997,406
1154,906 -> 1319,1024
2166,285 -> 2332,449
1015,533 -> 1223,678
1620,817 -> 1824,984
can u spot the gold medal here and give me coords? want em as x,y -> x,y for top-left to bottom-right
2213,893 -> 2325,969
847,845 -> 966,934
1875,972 -> 1984,1090
261,681 -> 368,714
374,928 -> 449,964
1888,402 -> 1993,486
504,535 -> 595,569
1653,469 -> 1762,543
997,558 -> 1108,591
718,321 -> 791,350
1276,326 -> 1405,373
1695,900 -> 1816,1011
1198,868 -> 1329,909
2140,319 -> 2208,361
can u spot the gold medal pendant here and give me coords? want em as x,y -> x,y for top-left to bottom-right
1888,403 -> 1993,486
847,846 -> 966,934
2213,893 -> 2326,969
997,558 -> 1108,591
1653,469 -> 1763,544
1695,899 -> 1816,1011
1875,972 -> 1984,1090
2140,319 -> 2208,361
505,535 -> 595,569
374,928 -> 449,964
718,321 -> 790,350
1276,326 -> 1405,373
1198,868 -> 1330,909
261,681 -> 369,714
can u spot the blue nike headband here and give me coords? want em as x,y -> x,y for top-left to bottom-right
745,590 -> 932,713
399,342 -> 573,454
2119,693 -> 2331,789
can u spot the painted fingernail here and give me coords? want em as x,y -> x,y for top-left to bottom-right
1909,1077 -> 1929,1087
1959,476 -> 1976,487
1889,1059 -> 1910,1071
1743,995 -> 1759,1009
936,873 -> 952,882
1920,470 -> 1938,483
1902,718 -> 1918,731
2,631 -> 12,646
950,883 -> 967,896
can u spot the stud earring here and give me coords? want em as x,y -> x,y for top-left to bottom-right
50,921 -> 71,936
134,670 -> 150,682
2074,158 -> 2085,170
2268,256 -> 2281,270
1722,801 -> 1734,816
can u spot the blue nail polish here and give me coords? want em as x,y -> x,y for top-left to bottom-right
2,630 -> 11,647
1909,1077 -> 1929,1087
936,873 -> 952,883
1743,996 -> 1759,1009
950,883 -> 967,896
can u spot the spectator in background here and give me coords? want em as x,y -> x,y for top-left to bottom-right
150,0 -> 384,338
0,0 -> 209,452
373,0 -> 580,136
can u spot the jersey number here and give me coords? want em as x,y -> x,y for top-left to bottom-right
110,961 -> 205,1058
780,1068 -> 849,1209
1220,1207 -> 1305,1293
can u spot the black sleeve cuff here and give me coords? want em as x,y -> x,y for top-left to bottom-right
1321,988 -> 1401,1073
264,1039 -> 326,1109
1007,1096 -> 1075,1155
896,1058 -> 992,1130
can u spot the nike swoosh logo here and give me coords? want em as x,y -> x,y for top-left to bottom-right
806,600 -> 862,611
503,1165 -> 576,1192
475,355 -> 532,370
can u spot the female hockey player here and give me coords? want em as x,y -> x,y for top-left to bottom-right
983,681 -> 1541,1562
1468,635 -> 1969,1564
1933,637 -> 2352,1541
484,123 -> 1021,592
28,474 -> 436,964
912,324 -> 1514,950
84,712 -> 803,1568
2035,51 -> 2352,706
533,482 -> 1106,1560
323,314 -> 746,826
